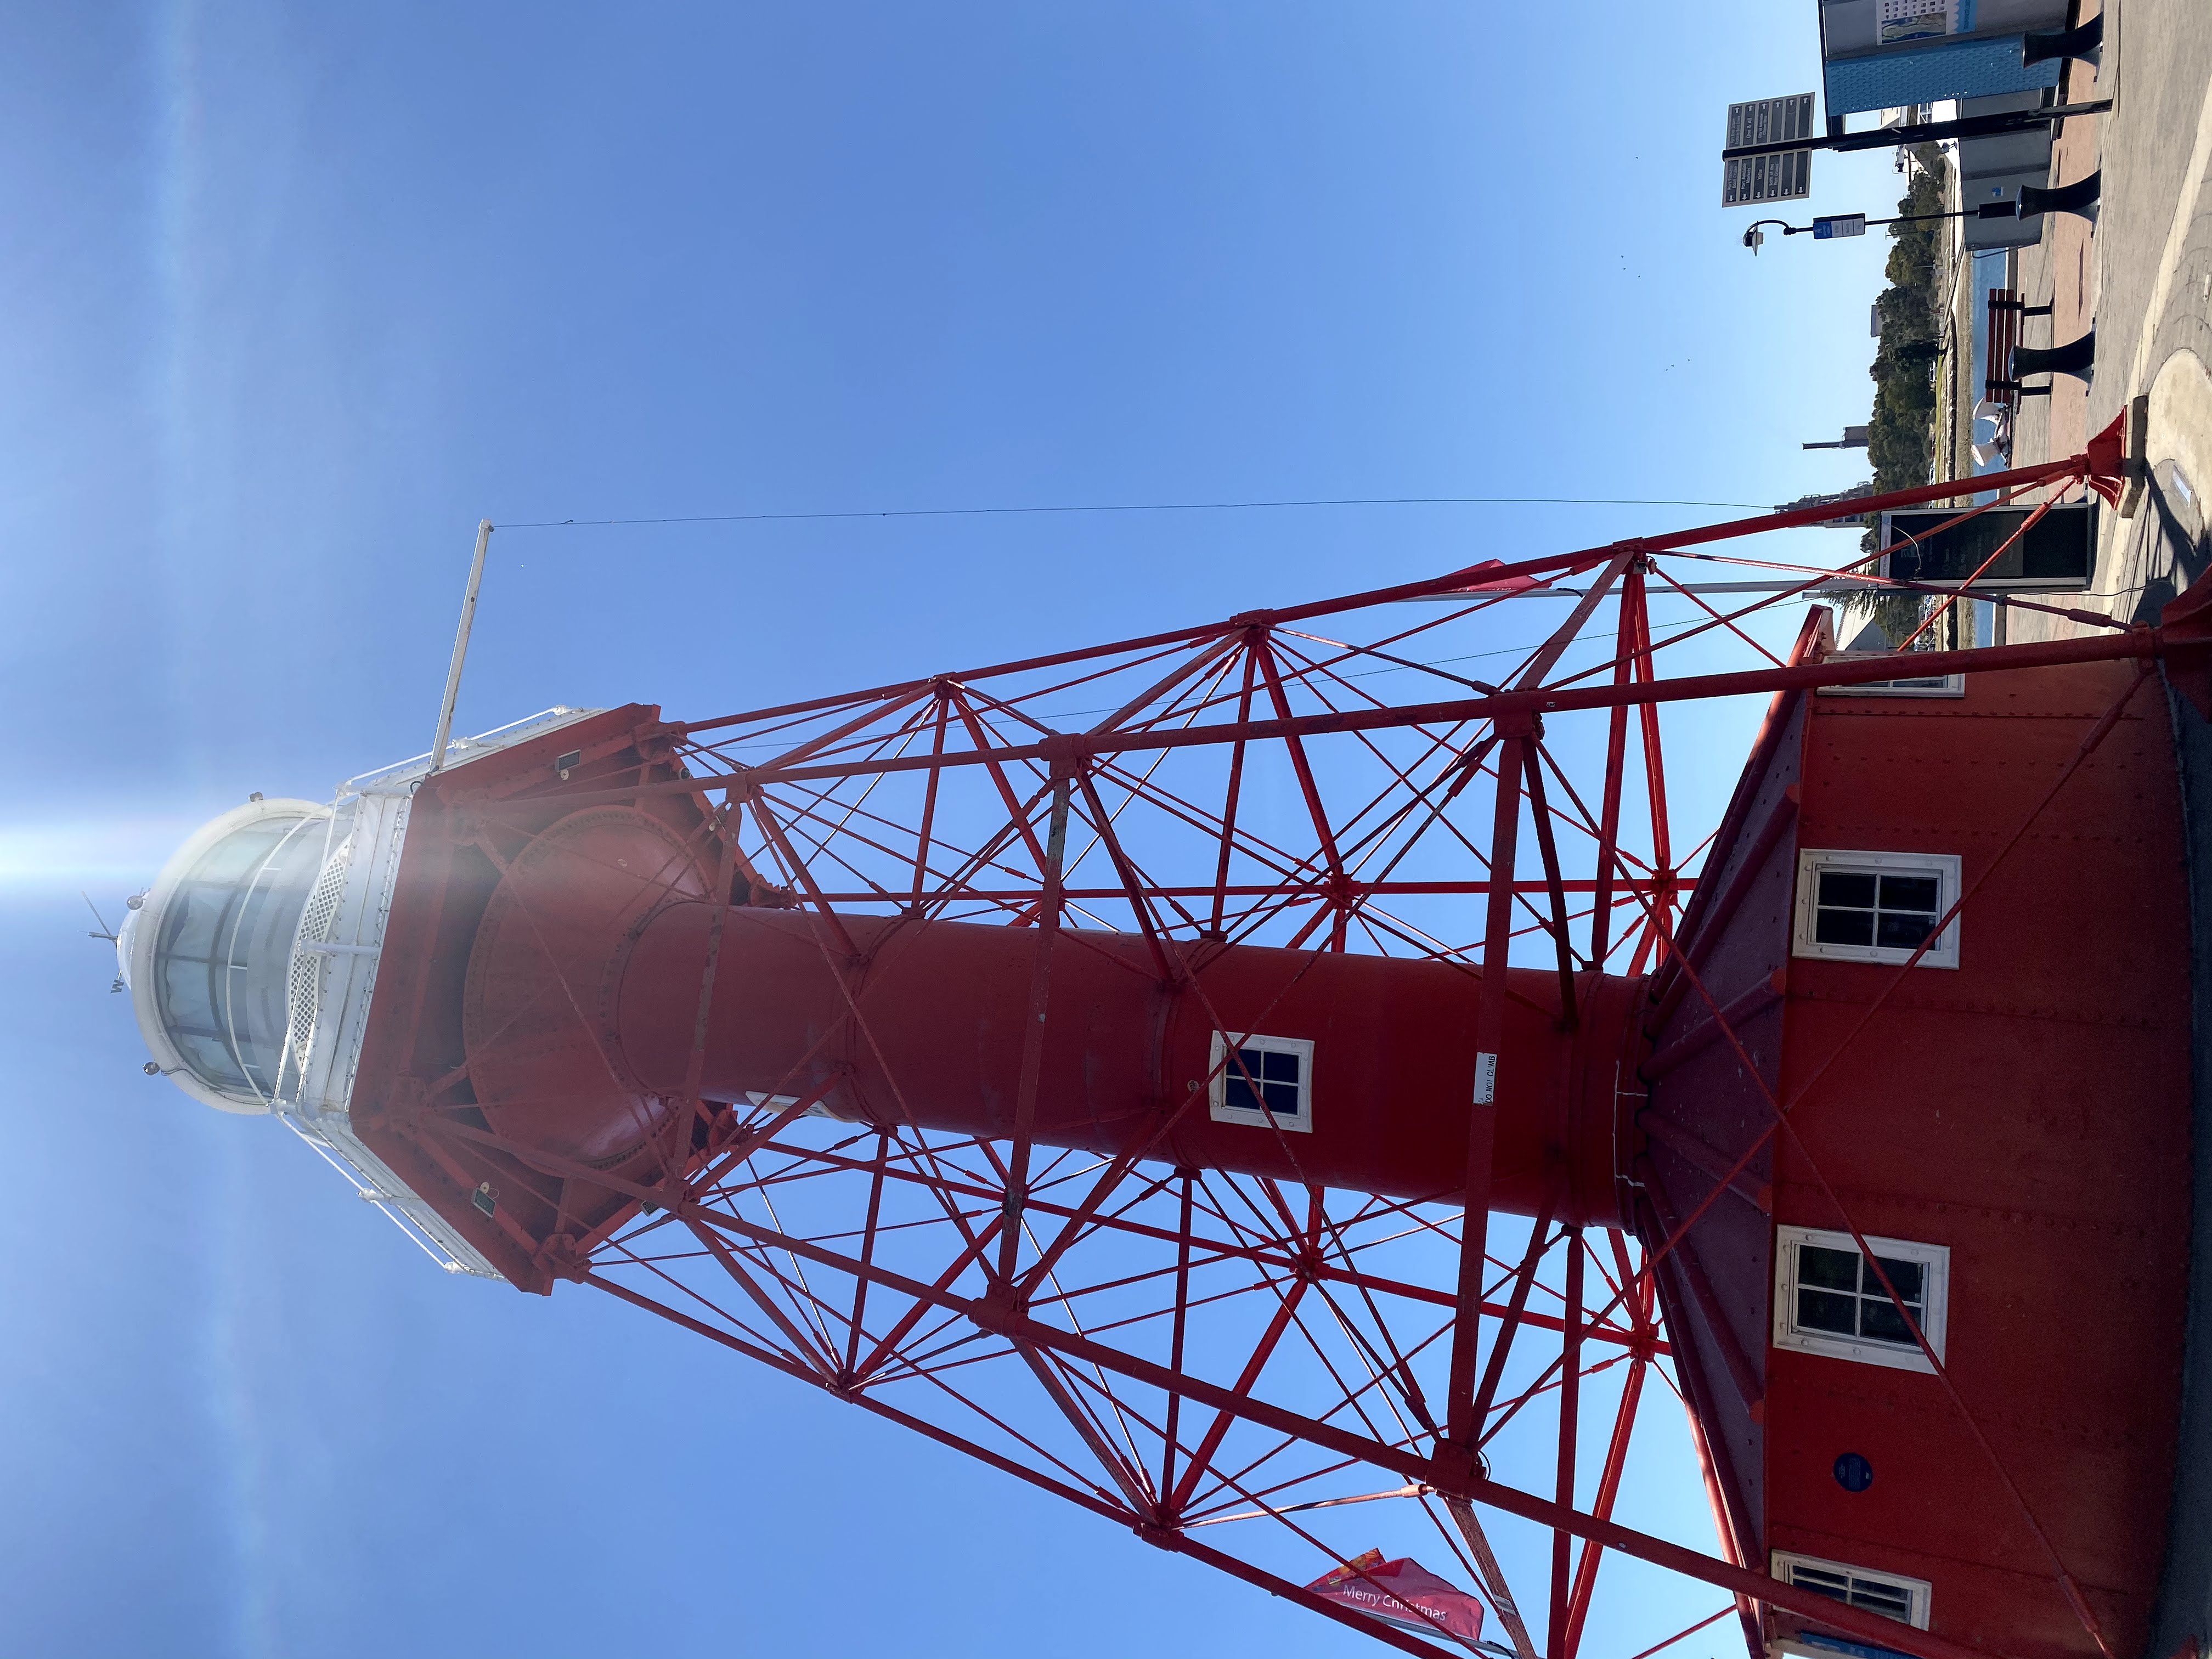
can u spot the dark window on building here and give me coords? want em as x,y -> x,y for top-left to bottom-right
1796,1243 -> 1927,1348
1796,850 -> 1961,968
1813,868 -> 1942,951
1224,1045 -> 1303,1118
1207,1033 -> 1313,1133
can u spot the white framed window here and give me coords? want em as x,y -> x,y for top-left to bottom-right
1208,1032 -> 1313,1133
1793,849 -> 1961,969
1770,1551 -> 1931,1629
1817,651 -> 1965,698
1773,1224 -> 1949,1373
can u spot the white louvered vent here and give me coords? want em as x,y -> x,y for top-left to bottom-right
284,835 -> 356,1079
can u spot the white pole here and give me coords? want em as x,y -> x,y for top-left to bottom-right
428,518 -> 493,774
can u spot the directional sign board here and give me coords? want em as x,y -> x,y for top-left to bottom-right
1813,213 -> 1867,238
1723,93 -> 1815,206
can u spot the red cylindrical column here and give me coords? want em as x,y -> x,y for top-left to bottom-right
612,903 -> 1645,1226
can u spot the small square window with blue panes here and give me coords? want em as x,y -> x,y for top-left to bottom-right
1225,1045 -> 1303,1118
1208,1033 -> 1313,1132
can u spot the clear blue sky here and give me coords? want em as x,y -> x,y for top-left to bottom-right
1,5 -> 1915,1657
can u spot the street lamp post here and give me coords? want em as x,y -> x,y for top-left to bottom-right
1741,172 -> 2102,253
1742,210 -> 1938,252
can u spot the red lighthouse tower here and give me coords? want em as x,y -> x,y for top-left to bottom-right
124,424 -> 2212,1659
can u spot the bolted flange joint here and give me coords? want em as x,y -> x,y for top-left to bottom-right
532,1233 -> 591,1284
1426,1437 -> 1489,1498
1036,733 -> 1087,772
969,1283 -> 1027,1337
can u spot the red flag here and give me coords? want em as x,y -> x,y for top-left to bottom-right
1304,1548 -> 1488,1644
1458,574 -> 1549,595
1448,559 -> 1549,597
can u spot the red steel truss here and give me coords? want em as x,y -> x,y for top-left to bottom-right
409,421 -> 2198,1659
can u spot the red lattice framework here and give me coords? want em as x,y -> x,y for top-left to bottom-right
439,426 -> 2171,1659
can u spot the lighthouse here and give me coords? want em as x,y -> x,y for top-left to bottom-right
116,428 -> 2212,1659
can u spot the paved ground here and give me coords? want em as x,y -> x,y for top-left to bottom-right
1967,18 -> 2212,1656
1988,22 -> 2212,1658
2004,0 -> 2212,635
